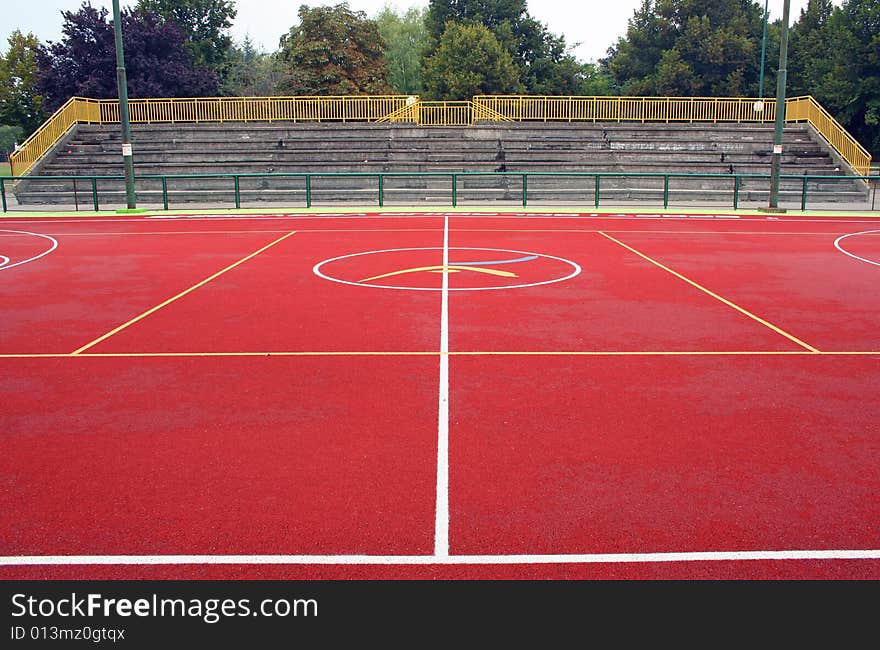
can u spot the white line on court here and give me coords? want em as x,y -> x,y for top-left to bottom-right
834,230 -> 880,267
2,550 -> 878,566
435,214 -> 450,557
0,230 -> 59,271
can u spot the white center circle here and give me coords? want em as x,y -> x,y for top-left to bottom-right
313,247 -> 581,291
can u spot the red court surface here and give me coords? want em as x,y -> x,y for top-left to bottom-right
1,210 -> 878,579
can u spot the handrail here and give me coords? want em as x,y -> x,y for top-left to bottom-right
785,96 -> 872,176
8,97 -> 102,176
10,94 -> 872,179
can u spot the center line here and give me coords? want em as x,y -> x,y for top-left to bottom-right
435,214 -> 450,557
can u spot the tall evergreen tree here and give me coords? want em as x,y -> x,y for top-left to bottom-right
816,0 -> 880,154
788,0 -> 836,98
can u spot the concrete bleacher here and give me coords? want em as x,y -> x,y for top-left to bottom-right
12,120 -> 869,208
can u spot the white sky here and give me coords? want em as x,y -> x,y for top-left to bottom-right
2,1 -> 829,63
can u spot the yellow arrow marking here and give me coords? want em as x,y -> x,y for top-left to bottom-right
360,265 -> 517,283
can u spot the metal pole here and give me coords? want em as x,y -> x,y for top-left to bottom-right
113,0 -> 136,209
768,0 -> 791,211
759,0 -> 769,98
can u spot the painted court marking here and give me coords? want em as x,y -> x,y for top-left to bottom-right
3,213 -> 878,569
598,231 -> 821,353
834,230 -> 880,267
70,231 -> 297,354
0,229 -> 59,271
313,247 -> 581,291
2,549 -> 878,567
435,216 -> 450,557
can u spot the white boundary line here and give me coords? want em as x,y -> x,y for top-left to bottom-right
834,230 -> 880,267
0,230 -> 59,271
435,215 -> 450,557
3,213 -> 880,226
1,550 -> 878,566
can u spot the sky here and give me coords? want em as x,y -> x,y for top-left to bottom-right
2,1 -> 829,64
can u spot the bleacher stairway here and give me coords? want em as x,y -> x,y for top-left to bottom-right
13,121 -> 868,207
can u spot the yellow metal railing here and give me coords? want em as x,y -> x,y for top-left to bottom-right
474,95 -> 781,123
9,97 -> 102,176
376,100 -> 512,125
10,94 -> 872,178
785,96 -> 872,176
97,94 -> 412,124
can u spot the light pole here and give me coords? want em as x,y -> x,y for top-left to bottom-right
768,0 -> 791,211
758,0 -> 770,99
112,0 -> 136,209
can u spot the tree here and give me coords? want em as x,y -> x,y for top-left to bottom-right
278,3 -> 392,95
0,31 -> 45,137
423,0 -> 589,95
788,0 -> 836,98
0,124 -> 23,159
136,0 -> 237,72
375,4 -> 428,95
36,2 -> 219,113
813,0 -> 880,154
221,35 -> 284,96
422,21 -> 521,99
604,0 -> 766,96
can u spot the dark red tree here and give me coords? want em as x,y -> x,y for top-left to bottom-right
36,1 -> 218,113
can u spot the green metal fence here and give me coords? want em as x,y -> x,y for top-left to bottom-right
2,171 -> 876,213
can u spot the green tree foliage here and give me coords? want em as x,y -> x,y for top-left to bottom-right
0,31 -> 45,137
0,124 -> 24,159
423,0 -> 589,95
787,0 -> 836,98
605,0 -> 765,96
795,0 -> 880,155
375,4 -> 428,95
278,3 -> 392,95
221,35 -> 284,96
136,0 -> 237,73
422,21 -> 521,99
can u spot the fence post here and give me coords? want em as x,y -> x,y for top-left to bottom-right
733,175 -> 740,209
91,178 -> 99,211
663,175 -> 670,209
1,179 -> 6,213
234,175 -> 241,209
162,176 -> 168,210
594,175 -> 600,208
452,173 -> 457,207
378,173 -> 384,208
305,174 -> 311,208
522,174 -> 527,208
801,176 -> 808,211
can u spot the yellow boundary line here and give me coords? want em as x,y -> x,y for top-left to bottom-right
70,231 -> 297,355
598,231 -> 821,353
